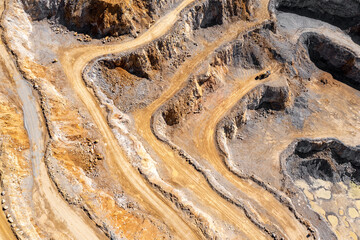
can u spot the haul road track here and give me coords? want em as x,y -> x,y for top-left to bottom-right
0,0 -> 108,239
60,0 -> 311,239
0,0 -> 328,238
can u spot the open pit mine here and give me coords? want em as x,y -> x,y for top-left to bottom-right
0,0 -> 360,239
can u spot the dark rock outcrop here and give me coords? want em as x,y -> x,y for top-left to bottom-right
21,0 -> 178,38
303,33 -> 360,91
276,0 -> 360,30
287,139 -> 360,184
189,0 -> 253,30
219,82 -> 290,139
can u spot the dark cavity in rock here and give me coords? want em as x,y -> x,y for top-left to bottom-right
304,33 -> 360,91
286,139 -> 360,184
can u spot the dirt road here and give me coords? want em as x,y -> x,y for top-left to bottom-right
0,3 -> 16,239
60,0 -> 303,238
132,2 -> 308,239
131,0 -> 304,238
135,51 -> 309,239
59,0 -> 293,238
186,12 -> 360,240
0,0 -> 106,239
190,71 -> 310,239
60,0 -> 203,239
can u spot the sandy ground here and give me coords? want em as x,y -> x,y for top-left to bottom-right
59,0 -> 203,239
3,0 -> 357,238
56,0 -> 311,238
165,67 -> 311,239
0,188 -> 14,240
131,0 -> 309,239
0,1 -> 24,238
0,0 -> 107,238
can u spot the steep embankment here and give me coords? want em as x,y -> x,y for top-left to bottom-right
59,0 -> 205,239
4,0 -> 360,238
0,0 -> 107,239
212,5 -> 360,238
276,0 -> 360,44
21,0 -> 180,38
149,35 -> 313,238
79,0 -> 313,238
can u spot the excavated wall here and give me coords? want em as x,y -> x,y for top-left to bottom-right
303,33 -> 360,91
160,31 -> 273,127
86,31 -> 194,113
219,83 -> 289,139
276,0 -> 360,44
276,0 -> 360,29
21,0 -> 253,38
85,0 -> 254,113
189,0 -> 253,29
21,0 -> 179,38
287,139 -> 360,184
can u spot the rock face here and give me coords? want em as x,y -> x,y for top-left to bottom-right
21,0 -> 254,38
287,139 -> 360,184
276,0 -> 360,29
276,0 -> 360,53
304,33 -> 360,91
21,0 -> 178,37
219,81 -> 290,139
212,35 -> 269,69
190,0 -> 252,29
85,0 -> 253,114
161,76 -> 210,126
159,31 -> 274,128
86,31 -> 193,112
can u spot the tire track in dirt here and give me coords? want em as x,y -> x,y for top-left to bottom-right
61,0 -> 308,238
132,1 -> 312,237
130,1 -> 293,238
0,0 -> 106,239
191,70 -> 311,239
60,0 -> 203,239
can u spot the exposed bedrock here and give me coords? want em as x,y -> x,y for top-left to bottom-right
219,81 -> 290,139
189,0 -> 253,29
161,76 -> 214,126
160,33 -> 274,127
303,33 -> 360,91
85,1 -> 257,113
21,0 -> 254,38
348,23 -> 360,45
85,31 -> 194,113
21,0 -> 179,38
275,0 -> 360,30
287,139 -> 360,184
212,34 -> 270,69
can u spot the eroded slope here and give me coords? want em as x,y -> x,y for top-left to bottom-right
1,0 -> 360,239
